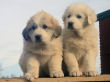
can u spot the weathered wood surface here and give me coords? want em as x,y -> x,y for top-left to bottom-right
0,75 -> 110,82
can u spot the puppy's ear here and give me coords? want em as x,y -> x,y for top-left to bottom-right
51,18 -> 62,38
87,10 -> 97,24
22,27 -> 31,41
53,26 -> 62,38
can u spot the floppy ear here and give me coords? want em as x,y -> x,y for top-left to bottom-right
22,27 -> 31,41
87,10 -> 97,24
53,26 -> 62,38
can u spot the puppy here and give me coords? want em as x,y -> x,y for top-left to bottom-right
19,11 -> 64,81
62,3 -> 99,77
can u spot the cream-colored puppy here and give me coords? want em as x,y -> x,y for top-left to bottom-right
62,3 -> 99,77
19,11 -> 64,81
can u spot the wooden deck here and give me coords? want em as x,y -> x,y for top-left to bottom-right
0,75 -> 110,82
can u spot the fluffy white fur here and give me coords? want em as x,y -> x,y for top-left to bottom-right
19,11 -> 64,81
62,3 -> 99,77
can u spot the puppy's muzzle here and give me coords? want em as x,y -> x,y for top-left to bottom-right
68,22 -> 73,29
35,35 -> 41,42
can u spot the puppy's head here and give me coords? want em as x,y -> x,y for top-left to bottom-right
62,3 -> 96,36
22,11 -> 62,44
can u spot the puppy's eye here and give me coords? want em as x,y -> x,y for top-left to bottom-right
43,24 -> 47,29
77,15 -> 82,19
32,25 -> 37,30
68,14 -> 71,18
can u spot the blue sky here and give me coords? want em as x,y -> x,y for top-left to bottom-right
0,0 -> 110,77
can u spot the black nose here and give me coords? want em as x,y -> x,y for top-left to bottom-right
68,22 -> 73,29
35,35 -> 41,42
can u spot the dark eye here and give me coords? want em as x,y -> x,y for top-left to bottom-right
68,14 -> 71,18
43,24 -> 47,29
77,15 -> 82,19
32,25 -> 37,30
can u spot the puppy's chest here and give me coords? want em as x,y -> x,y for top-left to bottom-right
31,47 -> 55,56
36,55 -> 51,66
65,38 -> 88,53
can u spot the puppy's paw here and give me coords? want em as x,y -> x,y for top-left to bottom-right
83,71 -> 99,77
50,70 -> 64,78
69,70 -> 82,77
24,72 -> 38,81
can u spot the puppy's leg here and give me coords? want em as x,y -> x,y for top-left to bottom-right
64,52 -> 82,77
82,51 -> 98,77
48,55 -> 64,78
24,55 -> 39,81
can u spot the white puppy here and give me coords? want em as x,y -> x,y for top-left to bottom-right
62,3 -> 99,77
19,11 -> 64,81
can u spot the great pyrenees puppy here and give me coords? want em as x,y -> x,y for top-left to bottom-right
19,11 -> 64,81
62,3 -> 99,77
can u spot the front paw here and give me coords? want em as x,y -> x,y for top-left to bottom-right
24,72 -> 39,81
50,70 -> 64,78
69,70 -> 82,77
83,71 -> 99,77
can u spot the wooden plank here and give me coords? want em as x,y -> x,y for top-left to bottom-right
0,75 -> 110,82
